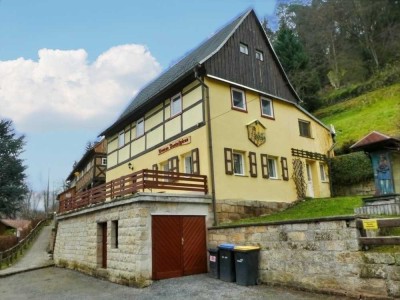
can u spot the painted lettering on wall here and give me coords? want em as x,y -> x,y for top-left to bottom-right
158,136 -> 191,155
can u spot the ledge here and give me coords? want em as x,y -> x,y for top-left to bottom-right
208,215 -> 359,230
57,192 -> 212,220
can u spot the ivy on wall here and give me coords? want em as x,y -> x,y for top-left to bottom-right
330,152 -> 373,186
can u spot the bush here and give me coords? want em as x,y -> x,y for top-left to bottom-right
330,152 -> 373,186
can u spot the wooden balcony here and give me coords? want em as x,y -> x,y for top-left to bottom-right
58,169 -> 208,214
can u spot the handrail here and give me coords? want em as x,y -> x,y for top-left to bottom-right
58,169 -> 208,214
0,218 -> 49,268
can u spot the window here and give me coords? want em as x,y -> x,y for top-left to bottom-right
319,163 -> 327,181
101,158 -> 107,166
231,88 -> 246,111
299,120 -> 311,138
111,220 -> 118,249
260,97 -> 274,118
171,93 -> 182,117
239,43 -> 248,55
256,50 -> 264,61
267,157 -> 278,179
233,152 -> 245,175
136,118 -> 144,137
118,131 -> 125,148
183,148 -> 200,175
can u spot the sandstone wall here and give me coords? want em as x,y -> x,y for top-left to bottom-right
208,218 -> 400,299
54,193 -> 211,287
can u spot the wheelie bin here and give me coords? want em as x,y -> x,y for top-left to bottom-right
208,248 -> 219,279
234,246 -> 260,286
218,243 -> 235,282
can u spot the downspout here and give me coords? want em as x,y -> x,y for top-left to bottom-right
194,65 -> 218,226
327,137 -> 337,197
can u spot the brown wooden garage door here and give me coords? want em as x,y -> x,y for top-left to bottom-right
152,215 -> 207,280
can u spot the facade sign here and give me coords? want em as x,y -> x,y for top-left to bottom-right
158,136 -> 191,155
247,120 -> 266,147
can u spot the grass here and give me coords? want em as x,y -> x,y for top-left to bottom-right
314,83 -> 400,148
225,196 -> 363,226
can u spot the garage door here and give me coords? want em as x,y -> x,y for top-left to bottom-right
152,215 -> 207,280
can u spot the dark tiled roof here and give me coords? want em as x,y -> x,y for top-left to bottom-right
101,9 -> 252,136
350,131 -> 400,151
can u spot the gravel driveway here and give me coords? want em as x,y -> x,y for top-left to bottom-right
0,267 -> 349,300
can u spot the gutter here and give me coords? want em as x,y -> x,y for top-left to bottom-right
194,65 -> 218,226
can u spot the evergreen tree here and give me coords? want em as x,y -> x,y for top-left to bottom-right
0,119 -> 28,217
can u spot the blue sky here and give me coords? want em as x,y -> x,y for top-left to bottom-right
0,0 -> 277,192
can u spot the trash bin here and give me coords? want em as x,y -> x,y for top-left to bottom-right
234,246 -> 260,286
218,243 -> 235,282
208,248 -> 219,279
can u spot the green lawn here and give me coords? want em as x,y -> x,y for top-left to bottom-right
225,196 -> 363,226
314,84 -> 400,148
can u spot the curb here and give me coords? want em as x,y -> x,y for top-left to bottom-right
0,263 -> 55,278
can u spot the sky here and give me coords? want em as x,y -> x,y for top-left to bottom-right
0,0 -> 277,192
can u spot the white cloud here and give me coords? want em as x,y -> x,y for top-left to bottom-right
0,44 -> 161,133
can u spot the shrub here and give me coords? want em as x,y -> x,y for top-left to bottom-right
330,152 -> 373,186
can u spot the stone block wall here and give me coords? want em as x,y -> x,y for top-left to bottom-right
54,193 -> 211,287
215,200 -> 290,223
334,180 -> 375,197
208,218 -> 400,299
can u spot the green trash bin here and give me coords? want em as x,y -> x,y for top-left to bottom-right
234,246 -> 260,286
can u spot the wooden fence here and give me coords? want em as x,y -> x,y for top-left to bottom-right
59,169 -> 208,213
357,218 -> 400,247
0,218 -> 48,268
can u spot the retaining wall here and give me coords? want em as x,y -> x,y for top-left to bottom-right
208,217 -> 400,299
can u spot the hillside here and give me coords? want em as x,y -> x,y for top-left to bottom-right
314,84 -> 400,148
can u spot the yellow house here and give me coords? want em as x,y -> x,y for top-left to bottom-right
100,9 -> 334,223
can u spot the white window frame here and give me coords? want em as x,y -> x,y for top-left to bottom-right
170,93 -> 182,117
299,120 -> 312,138
233,152 -> 245,176
101,158 -> 107,166
260,97 -> 274,118
319,163 -> 327,182
267,157 -> 278,179
184,154 -> 193,174
231,88 -> 246,111
118,131 -> 125,148
255,50 -> 264,61
240,43 -> 249,55
136,118 -> 144,137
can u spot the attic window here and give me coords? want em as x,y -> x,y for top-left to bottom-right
239,43 -> 249,55
256,50 -> 264,61
171,93 -> 182,117
118,131 -> 125,148
136,118 -> 144,137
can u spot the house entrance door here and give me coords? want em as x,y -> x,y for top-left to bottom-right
306,163 -> 314,198
152,215 -> 207,280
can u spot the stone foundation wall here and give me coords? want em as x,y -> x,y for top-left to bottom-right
208,217 -> 400,299
334,180 -> 375,197
215,200 -> 291,223
54,193 -> 211,287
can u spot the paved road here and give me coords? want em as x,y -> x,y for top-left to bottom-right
0,267 -> 349,300
0,222 -> 54,277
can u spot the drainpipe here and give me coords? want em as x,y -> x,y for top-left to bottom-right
194,65 -> 218,226
327,142 -> 337,197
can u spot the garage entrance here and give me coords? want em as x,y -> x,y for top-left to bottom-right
152,215 -> 207,280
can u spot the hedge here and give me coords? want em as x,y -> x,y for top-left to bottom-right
330,152 -> 373,186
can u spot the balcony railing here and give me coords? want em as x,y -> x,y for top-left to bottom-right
58,169 -> 208,214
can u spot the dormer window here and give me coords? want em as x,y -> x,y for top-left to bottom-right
256,50 -> 264,61
239,43 -> 248,55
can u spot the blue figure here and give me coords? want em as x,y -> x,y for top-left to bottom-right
376,154 -> 391,195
